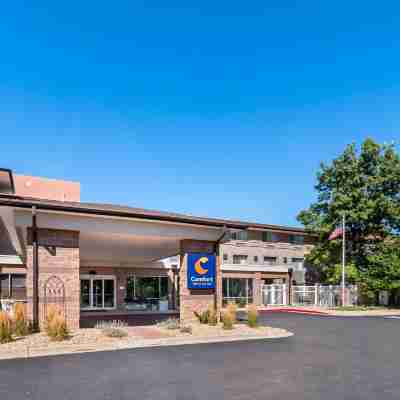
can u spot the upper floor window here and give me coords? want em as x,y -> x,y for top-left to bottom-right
231,231 -> 248,241
253,255 -> 258,263
262,231 -> 279,242
289,235 -> 304,245
223,254 -> 228,262
263,256 -> 277,265
233,255 -> 248,265
291,257 -> 304,263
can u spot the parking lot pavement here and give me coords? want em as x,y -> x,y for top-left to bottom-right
1,313 -> 400,400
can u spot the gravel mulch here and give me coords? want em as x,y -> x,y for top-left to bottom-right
0,322 -> 292,360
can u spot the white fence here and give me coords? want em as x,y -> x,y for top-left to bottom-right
263,284 -> 287,306
262,284 -> 358,307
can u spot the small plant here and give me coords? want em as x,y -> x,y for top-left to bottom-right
157,318 -> 180,330
102,327 -> 128,338
226,302 -> 237,322
194,309 -> 210,324
45,305 -> 69,342
222,312 -> 234,330
247,304 -> 258,328
207,306 -> 218,326
180,325 -> 193,334
0,311 -> 13,343
13,303 -> 29,336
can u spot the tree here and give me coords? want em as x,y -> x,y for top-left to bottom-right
298,138 -> 400,293
361,238 -> 400,301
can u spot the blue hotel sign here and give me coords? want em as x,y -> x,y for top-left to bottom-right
187,253 -> 216,290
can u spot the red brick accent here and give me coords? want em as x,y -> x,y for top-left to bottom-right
14,174 -> 80,202
179,240 -> 219,323
26,228 -> 80,330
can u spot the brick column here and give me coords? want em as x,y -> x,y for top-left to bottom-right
27,228 -> 80,330
179,240 -> 218,323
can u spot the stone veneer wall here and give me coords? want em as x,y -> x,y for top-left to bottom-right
179,239 -> 219,323
26,228 -> 80,330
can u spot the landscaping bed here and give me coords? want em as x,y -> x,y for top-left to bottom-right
0,322 -> 292,360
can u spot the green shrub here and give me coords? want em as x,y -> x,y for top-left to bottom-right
0,312 -> 13,343
157,318 -> 180,330
13,303 -> 29,336
247,304 -> 258,328
194,310 -> 210,324
222,312 -> 234,330
102,327 -> 128,338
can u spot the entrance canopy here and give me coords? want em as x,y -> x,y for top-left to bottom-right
0,196 -> 235,268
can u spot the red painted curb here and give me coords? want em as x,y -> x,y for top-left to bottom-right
260,308 -> 329,316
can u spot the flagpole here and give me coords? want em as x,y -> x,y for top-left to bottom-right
342,213 -> 346,306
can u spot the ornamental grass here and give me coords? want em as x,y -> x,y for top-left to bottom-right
13,303 -> 29,336
247,304 -> 259,328
0,311 -> 13,343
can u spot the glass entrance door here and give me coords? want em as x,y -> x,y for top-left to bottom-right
80,276 -> 116,310
80,279 -> 91,309
92,279 -> 104,309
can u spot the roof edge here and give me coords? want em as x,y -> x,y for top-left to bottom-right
0,195 -> 306,234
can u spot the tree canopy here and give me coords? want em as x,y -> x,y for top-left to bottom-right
298,138 -> 400,290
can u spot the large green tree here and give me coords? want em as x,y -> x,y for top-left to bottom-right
298,138 -> 400,289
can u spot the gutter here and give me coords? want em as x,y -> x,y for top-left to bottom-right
0,196 -> 249,230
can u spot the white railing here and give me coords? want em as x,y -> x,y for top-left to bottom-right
262,284 -> 358,307
263,284 -> 287,306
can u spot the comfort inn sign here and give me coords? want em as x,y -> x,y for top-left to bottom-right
187,253 -> 216,290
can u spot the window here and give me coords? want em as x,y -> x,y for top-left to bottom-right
289,235 -> 304,245
233,255 -> 248,265
283,257 -> 288,264
223,254 -> 228,263
292,257 -> 304,263
253,255 -> 258,263
231,231 -> 248,241
125,276 -> 169,311
263,256 -> 277,265
80,275 -> 116,310
262,231 -> 279,242
222,278 -> 253,307
0,274 -> 26,300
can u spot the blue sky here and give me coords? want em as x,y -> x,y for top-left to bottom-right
1,1 -> 400,226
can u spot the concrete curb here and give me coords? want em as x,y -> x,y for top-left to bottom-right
0,331 -> 293,361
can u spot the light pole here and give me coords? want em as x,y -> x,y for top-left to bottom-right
341,213 -> 346,306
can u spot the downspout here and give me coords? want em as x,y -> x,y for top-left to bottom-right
214,226 -> 230,313
32,206 -> 39,330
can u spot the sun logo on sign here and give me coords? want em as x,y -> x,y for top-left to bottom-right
194,257 -> 209,275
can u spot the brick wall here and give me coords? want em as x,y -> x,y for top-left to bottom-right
26,228 -> 80,330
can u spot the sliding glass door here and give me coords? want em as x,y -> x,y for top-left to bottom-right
80,275 -> 116,310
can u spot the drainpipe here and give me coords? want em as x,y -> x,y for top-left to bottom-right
32,206 -> 39,330
214,226 -> 229,313
288,268 -> 293,306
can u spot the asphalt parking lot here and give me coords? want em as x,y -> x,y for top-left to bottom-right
1,313 -> 400,400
